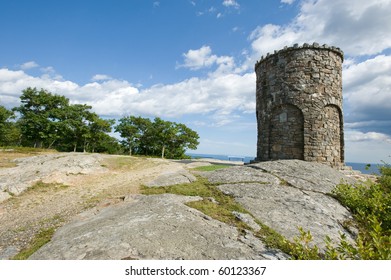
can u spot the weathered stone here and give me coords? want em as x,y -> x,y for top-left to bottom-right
207,160 -> 357,250
145,170 -> 196,187
0,153 -> 108,202
200,165 -> 280,185
29,194 -> 283,260
255,43 -> 344,167
249,160 -> 355,194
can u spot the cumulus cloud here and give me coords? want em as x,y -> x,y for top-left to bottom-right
222,0 -> 240,9
281,0 -> 295,4
0,66 -> 255,126
91,74 -> 112,81
345,130 -> 391,143
20,61 -> 39,70
249,0 -> 391,57
178,45 -> 236,75
343,54 -> 391,126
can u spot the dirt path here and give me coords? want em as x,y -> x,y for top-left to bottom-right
0,152 -> 186,259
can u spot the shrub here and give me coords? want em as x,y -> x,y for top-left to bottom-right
289,164 -> 391,259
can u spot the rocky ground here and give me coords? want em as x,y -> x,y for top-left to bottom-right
0,151 -> 184,259
0,151 -> 372,260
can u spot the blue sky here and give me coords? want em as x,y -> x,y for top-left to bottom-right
1,0 -> 390,163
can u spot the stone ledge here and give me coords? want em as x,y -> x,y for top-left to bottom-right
255,42 -> 344,71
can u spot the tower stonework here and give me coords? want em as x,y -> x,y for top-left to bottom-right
255,43 -> 344,167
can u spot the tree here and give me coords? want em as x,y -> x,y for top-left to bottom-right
84,114 -> 115,153
14,87 -> 69,148
115,116 -> 152,155
13,87 -> 117,153
115,115 -> 199,159
0,105 -> 20,146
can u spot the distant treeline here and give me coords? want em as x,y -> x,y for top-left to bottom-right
0,87 -> 199,158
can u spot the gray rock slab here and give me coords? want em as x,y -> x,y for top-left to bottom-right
248,160 -> 356,194
218,183 -> 354,250
29,194 -> 281,260
200,166 -> 280,184
145,170 -> 196,187
0,153 -> 107,202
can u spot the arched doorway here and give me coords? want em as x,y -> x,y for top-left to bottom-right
269,104 -> 304,160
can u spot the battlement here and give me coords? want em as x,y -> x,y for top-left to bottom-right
255,42 -> 344,71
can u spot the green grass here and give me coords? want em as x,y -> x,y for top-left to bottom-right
12,227 -> 56,260
191,164 -> 231,172
141,176 -> 249,227
141,175 -> 289,248
26,181 -> 69,193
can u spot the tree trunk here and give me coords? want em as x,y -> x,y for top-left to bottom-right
129,147 -> 132,156
73,143 -> 77,152
161,145 -> 165,159
48,139 -> 56,149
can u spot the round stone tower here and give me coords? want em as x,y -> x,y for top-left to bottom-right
255,43 -> 344,167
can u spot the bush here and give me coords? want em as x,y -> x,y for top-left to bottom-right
288,164 -> 391,260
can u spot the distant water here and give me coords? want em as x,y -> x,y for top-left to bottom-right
345,162 -> 382,175
186,153 -> 382,175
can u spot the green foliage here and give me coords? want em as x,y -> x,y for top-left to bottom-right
288,164 -> 391,260
284,227 -> 321,260
0,105 -> 20,146
115,115 -> 199,159
11,87 -> 116,153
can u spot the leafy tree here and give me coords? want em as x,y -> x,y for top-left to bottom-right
14,87 -> 69,148
84,114 -> 115,153
115,116 -> 152,155
0,105 -> 20,146
115,115 -> 199,159
13,87 -> 117,153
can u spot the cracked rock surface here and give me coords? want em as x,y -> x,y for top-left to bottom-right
145,170 -> 197,187
30,159 -> 360,259
30,194 -> 282,260
201,160 -> 357,250
0,153 -> 107,202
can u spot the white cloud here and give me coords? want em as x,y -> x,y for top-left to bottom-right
249,0 -> 391,57
20,61 -> 39,70
222,0 -> 240,9
0,66 -> 255,126
346,130 -> 391,143
179,46 -> 216,70
281,0 -> 295,4
343,54 -> 391,122
178,45 -> 236,75
91,74 -> 112,81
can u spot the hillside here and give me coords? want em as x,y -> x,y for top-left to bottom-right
0,150 -> 372,260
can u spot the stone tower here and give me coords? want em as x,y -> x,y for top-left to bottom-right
255,43 -> 344,167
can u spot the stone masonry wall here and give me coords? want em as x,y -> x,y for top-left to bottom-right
255,43 -> 344,167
